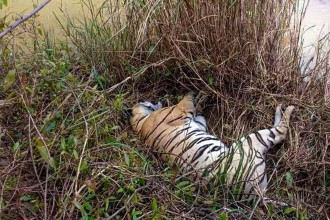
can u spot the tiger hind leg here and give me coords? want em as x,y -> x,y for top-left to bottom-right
231,105 -> 295,194
238,105 -> 295,154
270,105 -> 295,148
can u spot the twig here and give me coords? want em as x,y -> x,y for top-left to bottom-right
71,92 -> 89,193
106,76 -> 132,93
0,0 -> 52,39
20,94 -> 49,220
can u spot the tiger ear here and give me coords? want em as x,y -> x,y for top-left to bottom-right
184,91 -> 195,100
178,91 -> 196,112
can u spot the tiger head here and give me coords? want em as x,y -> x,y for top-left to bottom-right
128,100 -> 163,133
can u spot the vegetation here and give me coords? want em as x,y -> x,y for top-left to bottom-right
0,0 -> 329,219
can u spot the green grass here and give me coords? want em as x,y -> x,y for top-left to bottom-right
0,0 -> 329,219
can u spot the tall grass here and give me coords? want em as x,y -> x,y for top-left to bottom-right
0,0 -> 329,219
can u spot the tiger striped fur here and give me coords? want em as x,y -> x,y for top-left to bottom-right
129,93 -> 294,199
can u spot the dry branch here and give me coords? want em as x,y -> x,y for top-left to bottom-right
0,0 -> 52,39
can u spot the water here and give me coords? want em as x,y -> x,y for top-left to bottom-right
0,0 -> 105,38
1,0 -> 329,72
298,0 -> 330,73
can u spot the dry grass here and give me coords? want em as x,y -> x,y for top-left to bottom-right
0,0 -> 329,219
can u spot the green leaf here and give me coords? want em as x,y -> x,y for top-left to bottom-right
45,121 -> 56,133
3,70 -> 16,91
208,76 -> 214,85
105,197 -> 109,210
35,138 -> 57,170
152,197 -> 158,212
80,161 -> 89,172
72,200 -> 86,216
132,209 -> 142,220
73,149 -> 79,159
12,142 -> 20,151
218,212 -> 228,220
83,201 -> 93,212
20,195 -> 33,202
176,180 -> 190,188
284,207 -> 296,215
60,138 -> 66,151
148,45 -> 155,55
113,94 -> 124,111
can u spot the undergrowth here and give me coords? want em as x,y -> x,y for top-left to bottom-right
0,0 -> 329,219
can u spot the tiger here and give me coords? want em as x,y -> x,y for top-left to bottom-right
128,92 -> 295,200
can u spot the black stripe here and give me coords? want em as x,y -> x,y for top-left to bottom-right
246,156 -> 265,183
259,172 -> 266,184
151,129 -> 168,148
180,136 -> 203,155
193,119 -> 206,128
195,132 -> 210,136
247,136 -> 253,149
168,130 -> 199,154
267,138 -> 274,146
143,106 -> 176,141
255,132 -> 269,148
207,145 -> 223,153
193,161 -> 199,167
255,150 -> 264,160
196,137 -> 219,144
186,111 -> 194,115
275,127 -> 284,134
191,144 -> 213,163
168,115 -> 184,124
187,129 -> 204,135
269,129 -> 275,139
181,137 -> 205,152
158,106 -> 172,112
135,115 -> 148,127
154,127 -> 180,148
163,127 -> 191,150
